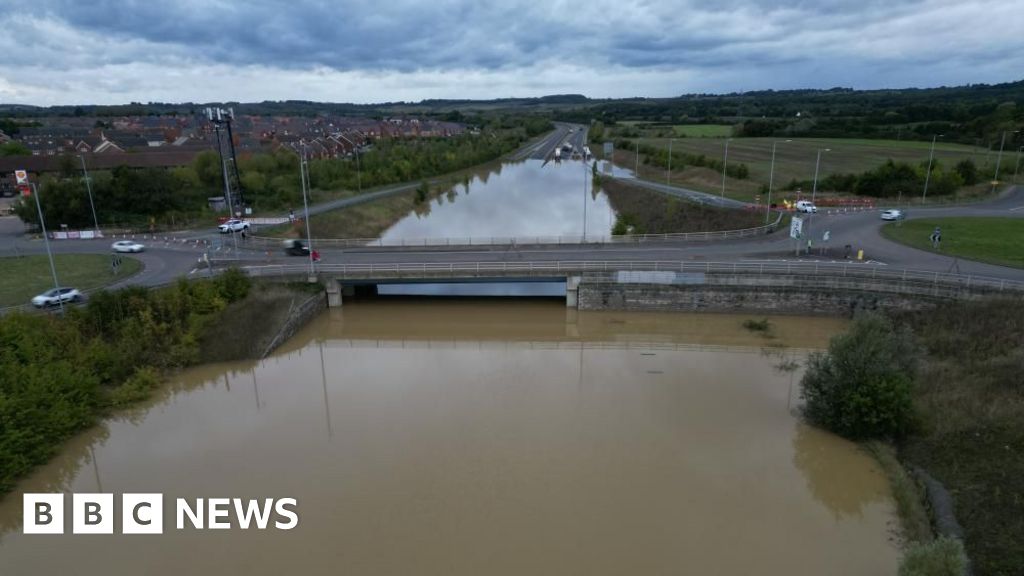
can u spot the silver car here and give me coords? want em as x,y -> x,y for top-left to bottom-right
111,240 -> 145,253
31,287 -> 83,308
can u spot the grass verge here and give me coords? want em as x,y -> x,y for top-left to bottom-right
882,217 -> 1024,269
599,177 -> 764,234
0,254 -> 142,308
890,298 -> 1024,574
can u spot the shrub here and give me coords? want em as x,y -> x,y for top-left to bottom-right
800,313 -> 918,439
108,367 -> 160,407
742,318 -> 772,333
898,537 -> 968,576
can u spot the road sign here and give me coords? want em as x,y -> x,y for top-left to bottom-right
790,216 -> 803,239
823,230 -> 830,242
14,170 -> 28,184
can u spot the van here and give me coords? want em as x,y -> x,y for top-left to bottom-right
795,200 -> 818,213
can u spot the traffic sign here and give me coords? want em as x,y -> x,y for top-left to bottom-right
790,217 -> 803,239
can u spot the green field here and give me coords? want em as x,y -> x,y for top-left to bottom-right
616,136 -> 998,204
671,124 -> 733,137
881,217 -> 1024,268
0,254 -> 142,308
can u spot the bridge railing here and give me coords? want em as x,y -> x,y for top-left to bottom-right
239,260 -> 1024,295
245,213 -> 785,250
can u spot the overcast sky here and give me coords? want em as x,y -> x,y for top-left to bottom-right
1,0 -> 1022,105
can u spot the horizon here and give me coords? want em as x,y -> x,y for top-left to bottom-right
2,0 -> 1023,106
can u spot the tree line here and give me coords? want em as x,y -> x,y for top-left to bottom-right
616,139 -> 751,179
781,158 -> 982,198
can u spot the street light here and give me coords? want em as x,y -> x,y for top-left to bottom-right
667,138 -> 675,186
922,134 -> 943,203
635,137 -> 641,176
721,138 -> 732,198
78,155 -> 100,235
765,139 -> 792,223
30,183 -> 64,313
993,130 -> 1020,193
298,143 -> 316,276
811,148 -> 830,204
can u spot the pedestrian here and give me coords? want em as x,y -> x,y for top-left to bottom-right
930,227 -> 942,249
288,209 -> 296,223
241,229 -> 247,241
311,249 -> 321,263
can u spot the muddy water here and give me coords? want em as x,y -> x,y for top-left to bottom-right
380,159 -> 617,240
0,303 -> 900,575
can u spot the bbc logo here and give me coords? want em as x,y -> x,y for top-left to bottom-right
23,493 -> 163,535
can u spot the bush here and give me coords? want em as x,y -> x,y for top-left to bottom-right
899,537 -> 968,576
800,313 -> 918,439
108,367 -> 160,407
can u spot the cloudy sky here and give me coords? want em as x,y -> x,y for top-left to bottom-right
1,0 -> 1022,105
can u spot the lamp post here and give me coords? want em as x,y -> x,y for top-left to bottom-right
993,130 -> 1020,193
30,183 -> 64,312
721,138 -> 731,198
922,134 -> 943,203
299,143 -> 315,275
811,148 -> 830,204
635,137 -> 641,176
765,139 -> 791,223
78,155 -> 100,235
667,138 -> 675,186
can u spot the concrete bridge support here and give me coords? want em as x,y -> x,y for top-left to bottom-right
326,280 -> 342,308
566,275 -> 581,309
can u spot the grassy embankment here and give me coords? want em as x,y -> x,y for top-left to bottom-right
0,271 -> 321,495
598,177 -> 764,235
882,217 -> 1024,269
892,299 -> 1024,575
0,254 -> 142,308
606,137 -> 991,205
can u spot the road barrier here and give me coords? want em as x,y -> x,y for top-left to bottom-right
246,212 -> 786,250
236,259 -> 1024,298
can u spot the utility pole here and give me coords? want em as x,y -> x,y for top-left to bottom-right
79,155 -> 100,235
667,138 -> 674,186
922,134 -> 943,203
765,139 -> 791,223
299,143 -> 315,275
1014,145 -> 1023,182
635,137 -> 641,176
721,138 -> 731,198
993,130 -> 1019,193
31,183 -> 64,313
811,148 -> 830,204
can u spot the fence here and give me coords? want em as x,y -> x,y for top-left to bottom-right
245,212 -> 786,250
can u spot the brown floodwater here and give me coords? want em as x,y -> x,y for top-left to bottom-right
0,302 -> 901,575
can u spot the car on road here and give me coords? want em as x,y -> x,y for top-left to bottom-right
880,209 -> 906,221
218,219 -> 250,233
282,239 -> 311,256
111,240 -> 145,253
795,200 -> 818,213
31,287 -> 83,308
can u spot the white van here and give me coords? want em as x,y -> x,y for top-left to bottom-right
795,200 -> 818,213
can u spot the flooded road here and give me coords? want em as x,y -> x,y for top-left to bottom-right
380,159 -> 617,241
0,303 -> 900,575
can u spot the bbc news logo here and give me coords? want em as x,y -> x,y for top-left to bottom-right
23,494 -> 298,534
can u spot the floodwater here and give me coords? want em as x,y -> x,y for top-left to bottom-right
380,159 -> 617,241
0,302 -> 901,575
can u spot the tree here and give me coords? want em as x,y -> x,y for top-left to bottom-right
0,142 -> 31,156
954,158 -> 979,185
800,313 -> 919,439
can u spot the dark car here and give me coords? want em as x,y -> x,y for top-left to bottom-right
282,239 -> 311,256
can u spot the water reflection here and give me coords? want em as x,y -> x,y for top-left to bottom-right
376,281 -> 565,297
0,304 -> 899,576
792,422 -> 889,519
380,159 -> 616,240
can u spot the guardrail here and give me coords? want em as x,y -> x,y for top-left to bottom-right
246,212 -> 786,249
239,260 -> 1024,296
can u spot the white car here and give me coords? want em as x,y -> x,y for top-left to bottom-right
111,240 -> 145,253
218,219 -> 250,233
31,287 -> 83,308
795,200 -> 818,213
880,209 -> 906,221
